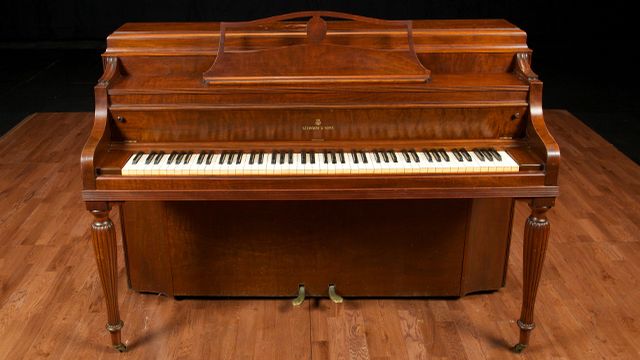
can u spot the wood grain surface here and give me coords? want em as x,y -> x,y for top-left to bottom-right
0,111 -> 639,359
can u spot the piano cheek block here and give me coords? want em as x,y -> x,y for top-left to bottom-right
84,11 -> 558,352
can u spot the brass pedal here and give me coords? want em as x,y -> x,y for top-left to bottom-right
292,284 -> 306,306
328,284 -> 343,304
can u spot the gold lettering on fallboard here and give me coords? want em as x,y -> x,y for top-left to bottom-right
302,119 -> 335,131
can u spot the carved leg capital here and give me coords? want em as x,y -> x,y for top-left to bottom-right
513,200 -> 552,353
90,205 -> 127,352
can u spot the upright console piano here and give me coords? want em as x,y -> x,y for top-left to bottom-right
82,12 -> 560,353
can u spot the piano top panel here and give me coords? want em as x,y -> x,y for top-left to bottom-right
106,19 -> 528,56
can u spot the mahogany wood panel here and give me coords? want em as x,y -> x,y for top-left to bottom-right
0,111 -> 637,358
461,198 -> 515,294
107,107 -> 528,142
114,53 -> 523,77
121,199 -> 513,297
120,202 -> 172,295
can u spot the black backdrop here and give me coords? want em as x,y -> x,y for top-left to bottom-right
0,0 -> 634,62
0,0 -> 638,160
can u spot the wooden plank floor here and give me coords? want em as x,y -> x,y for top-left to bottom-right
0,111 -> 639,359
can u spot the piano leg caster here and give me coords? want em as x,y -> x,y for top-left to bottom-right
113,342 -> 128,353
328,284 -> 343,304
292,284 -> 306,306
512,343 -> 527,353
106,320 -> 126,352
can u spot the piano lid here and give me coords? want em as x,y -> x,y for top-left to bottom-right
202,11 -> 431,86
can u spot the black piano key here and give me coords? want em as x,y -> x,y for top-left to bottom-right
430,149 -> 441,162
339,151 -> 345,164
472,148 -> 485,161
461,149 -> 473,161
422,149 -> 432,162
270,151 -> 276,165
381,151 -> 389,163
373,150 -> 381,163
323,150 -> 329,164
301,150 -> 306,164
288,150 -> 293,164
227,151 -> 235,165
145,152 -> 157,164
490,148 -> 502,161
184,151 -> 193,164
132,151 -> 144,165
249,151 -> 256,165
236,151 -> 243,164
176,152 -> 185,164
401,150 -> 411,163
410,149 -> 420,163
439,149 -> 450,162
154,151 -> 165,165
351,150 -> 359,164
330,151 -> 337,164
197,151 -> 206,164
279,151 -> 286,165
480,148 -> 493,161
389,151 -> 398,163
452,149 -> 464,162
205,151 -> 214,165
182,152 -> 190,164
258,151 -> 264,164
168,151 -> 178,165
360,151 -> 367,164
310,150 -> 315,164
219,151 -> 227,165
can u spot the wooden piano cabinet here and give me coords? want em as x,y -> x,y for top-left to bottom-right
120,198 -> 514,298
83,12 -> 560,352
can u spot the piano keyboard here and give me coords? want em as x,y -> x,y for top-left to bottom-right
121,148 -> 519,176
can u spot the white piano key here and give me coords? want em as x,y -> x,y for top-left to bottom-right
499,150 -> 519,172
121,155 -> 136,176
149,154 -> 167,175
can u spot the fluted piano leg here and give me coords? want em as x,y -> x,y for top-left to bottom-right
513,199 -> 552,353
90,205 -> 127,352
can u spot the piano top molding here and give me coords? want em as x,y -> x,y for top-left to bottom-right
104,19 -> 529,56
202,11 -> 431,85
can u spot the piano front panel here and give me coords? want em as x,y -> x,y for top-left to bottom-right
108,107 -> 528,143
119,199 -> 511,296
122,198 -> 513,297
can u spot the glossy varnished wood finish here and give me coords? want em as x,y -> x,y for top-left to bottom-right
1,111 -> 638,358
80,15 -> 562,352
514,198 -> 553,352
203,12 -> 431,85
122,198 -> 514,297
89,206 -> 126,352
